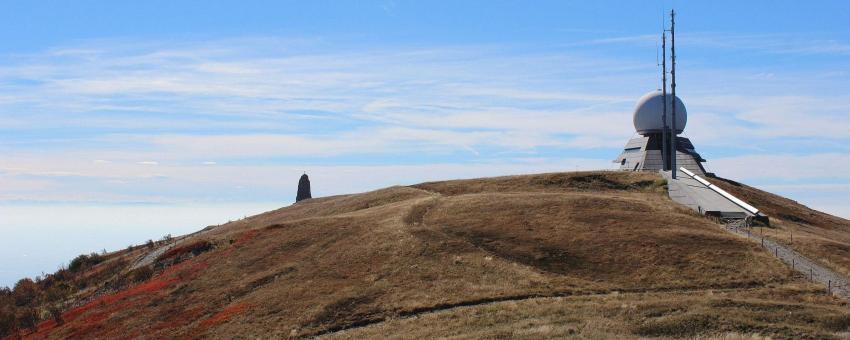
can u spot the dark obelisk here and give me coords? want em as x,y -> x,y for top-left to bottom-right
296,173 -> 312,202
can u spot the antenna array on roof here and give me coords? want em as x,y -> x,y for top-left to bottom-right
659,9 -> 679,178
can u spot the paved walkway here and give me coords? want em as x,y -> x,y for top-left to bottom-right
722,224 -> 850,298
663,170 -> 751,217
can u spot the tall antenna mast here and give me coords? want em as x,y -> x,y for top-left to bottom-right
661,31 -> 669,171
669,9 -> 677,179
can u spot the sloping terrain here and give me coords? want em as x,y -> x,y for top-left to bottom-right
712,177 -> 850,282
4,171 -> 850,339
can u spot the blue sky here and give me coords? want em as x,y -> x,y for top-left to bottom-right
2,1 -> 850,286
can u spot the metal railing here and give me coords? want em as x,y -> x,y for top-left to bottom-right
723,223 -> 850,297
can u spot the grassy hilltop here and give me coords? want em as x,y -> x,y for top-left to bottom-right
4,171 -> 850,339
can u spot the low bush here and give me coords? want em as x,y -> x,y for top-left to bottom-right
12,279 -> 38,307
156,241 -> 214,266
130,267 -> 155,283
15,307 -> 37,332
0,311 -> 14,337
68,253 -> 105,273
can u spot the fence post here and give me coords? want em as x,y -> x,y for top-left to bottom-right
775,248 -> 778,257
761,237 -> 764,247
810,268 -> 814,281
829,280 -> 832,295
792,258 -> 795,270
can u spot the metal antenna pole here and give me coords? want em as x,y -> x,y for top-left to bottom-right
669,9 -> 678,179
661,32 -> 669,171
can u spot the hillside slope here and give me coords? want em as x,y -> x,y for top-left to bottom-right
713,177 -> 850,283
8,171 -> 850,339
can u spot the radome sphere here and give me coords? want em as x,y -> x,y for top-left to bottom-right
632,90 -> 687,135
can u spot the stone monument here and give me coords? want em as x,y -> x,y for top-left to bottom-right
296,173 -> 312,202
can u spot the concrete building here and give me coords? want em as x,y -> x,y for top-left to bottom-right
613,91 -> 767,223
613,90 -> 708,175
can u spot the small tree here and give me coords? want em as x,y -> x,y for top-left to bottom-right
68,253 -> 104,273
15,307 -> 37,332
68,255 -> 88,272
0,287 -> 11,298
0,305 -> 16,338
12,279 -> 38,307
44,283 -> 69,305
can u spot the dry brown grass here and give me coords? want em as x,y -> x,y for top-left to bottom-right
413,171 -> 668,196
423,191 -> 780,288
27,171 -> 850,339
326,284 -> 850,340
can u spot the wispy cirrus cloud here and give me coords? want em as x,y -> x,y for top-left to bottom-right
571,31 -> 850,56
684,32 -> 850,56
1,35 -> 849,213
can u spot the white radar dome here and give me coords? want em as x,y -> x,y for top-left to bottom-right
632,90 -> 687,135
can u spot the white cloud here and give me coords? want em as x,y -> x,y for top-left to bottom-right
709,153 -> 850,181
683,32 -> 850,56
4,36 -> 849,154
807,204 -> 850,219
0,35 -> 849,221
0,156 -> 615,203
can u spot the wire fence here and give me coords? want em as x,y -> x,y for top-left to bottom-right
722,223 -> 850,298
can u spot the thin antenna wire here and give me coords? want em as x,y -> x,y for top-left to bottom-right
655,44 -> 660,95
656,42 -> 660,68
